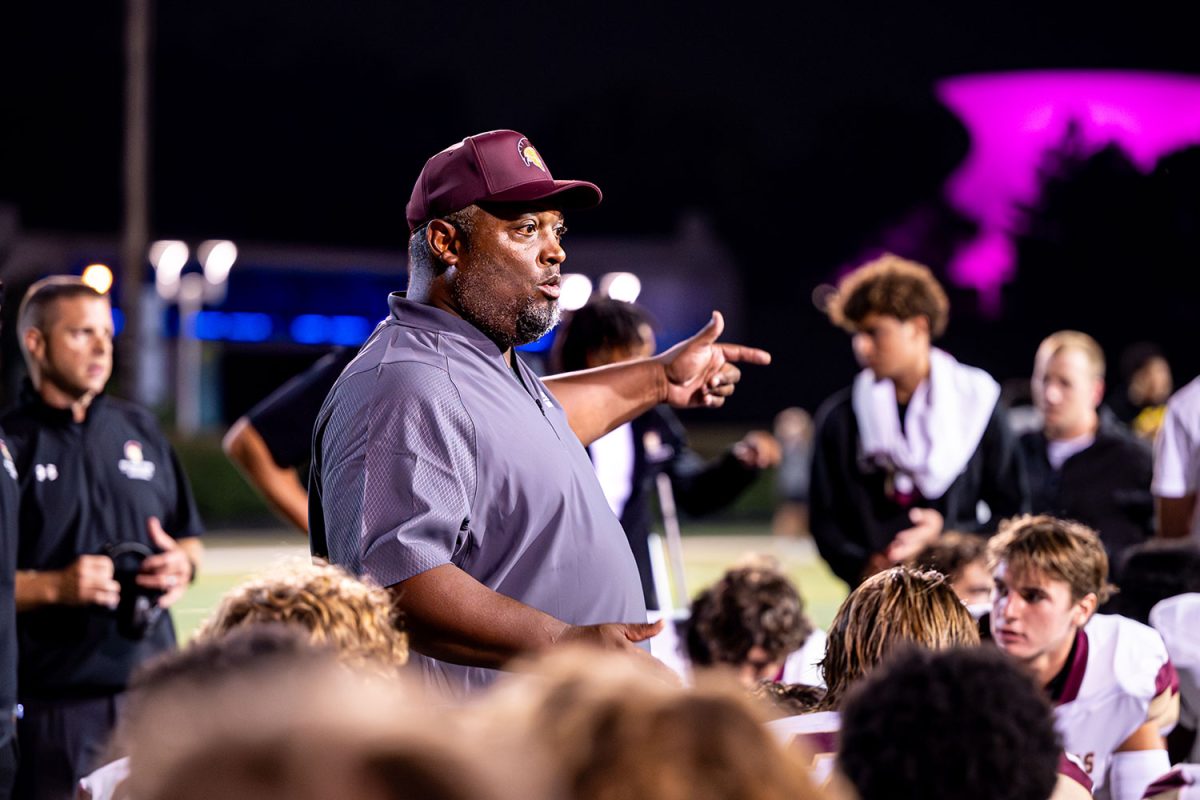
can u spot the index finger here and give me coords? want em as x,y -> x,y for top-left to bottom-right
139,554 -> 171,573
716,343 -> 772,366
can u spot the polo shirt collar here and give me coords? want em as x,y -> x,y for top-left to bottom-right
20,379 -> 106,426
387,293 -> 505,358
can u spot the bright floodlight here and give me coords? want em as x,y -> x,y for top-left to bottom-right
81,263 -> 114,295
600,272 -> 641,303
199,240 -> 238,285
149,240 -> 189,298
559,273 -> 593,311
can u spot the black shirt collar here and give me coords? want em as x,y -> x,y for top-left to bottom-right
19,379 -> 105,426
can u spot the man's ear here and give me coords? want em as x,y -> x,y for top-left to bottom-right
427,219 -> 463,268
1072,592 -> 1098,628
24,327 -> 45,363
1092,378 -> 1106,410
910,315 -> 931,338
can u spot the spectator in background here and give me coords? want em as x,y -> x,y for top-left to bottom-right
1111,343 -> 1173,442
1020,331 -> 1154,580
4,277 -> 203,800
553,298 -> 780,609
772,407 -> 814,538
1152,374 -> 1200,539
910,530 -> 992,612
837,647 -> 1067,800
685,560 -> 821,688
810,254 -> 1027,587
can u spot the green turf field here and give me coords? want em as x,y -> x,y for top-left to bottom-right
172,522 -> 849,642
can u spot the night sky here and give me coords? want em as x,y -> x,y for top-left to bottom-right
3,2 -> 1200,418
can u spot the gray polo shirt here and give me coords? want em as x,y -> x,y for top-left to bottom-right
310,294 -> 647,694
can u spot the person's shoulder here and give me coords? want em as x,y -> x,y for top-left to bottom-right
814,387 -> 854,428
99,395 -> 162,428
1085,613 -> 1172,701
1149,593 -> 1200,662
1167,376 -> 1200,414
0,401 -> 36,434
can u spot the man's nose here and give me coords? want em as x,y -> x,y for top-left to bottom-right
541,232 -> 565,266
853,333 -> 872,359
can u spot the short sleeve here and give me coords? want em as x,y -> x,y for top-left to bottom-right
318,361 -> 477,588
1153,397 -> 1198,497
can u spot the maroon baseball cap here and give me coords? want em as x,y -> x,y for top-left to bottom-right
406,129 -> 602,231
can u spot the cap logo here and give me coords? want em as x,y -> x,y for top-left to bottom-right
516,137 -> 547,172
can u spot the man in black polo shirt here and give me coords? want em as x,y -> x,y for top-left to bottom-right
1019,330 -> 1153,581
0,280 -> 21,800
3,277 -> 203,800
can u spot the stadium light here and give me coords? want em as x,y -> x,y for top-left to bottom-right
148,238 -> 239,435
198,240 -> 238,285
600,272 -> 641,303
559,273 -> 593,311
81,264 -> 114,295
149,240 -> 189,299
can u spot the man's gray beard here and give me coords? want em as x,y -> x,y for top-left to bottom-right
451,269 -> 561,351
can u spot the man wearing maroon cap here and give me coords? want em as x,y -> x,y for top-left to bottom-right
310,129 -> 769,693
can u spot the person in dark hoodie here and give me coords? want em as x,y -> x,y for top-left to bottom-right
809,254 -> 1028,588
1018,330 -> 1153,581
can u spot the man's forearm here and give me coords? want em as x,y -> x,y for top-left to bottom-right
1156,494 -> 1196,538
391,564 -> 568,669
223,418 -> 310,532
544,359 -> 667,447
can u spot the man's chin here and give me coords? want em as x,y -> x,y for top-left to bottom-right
512,303 -> 560,347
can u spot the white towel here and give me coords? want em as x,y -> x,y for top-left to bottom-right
852,348 -> 999,500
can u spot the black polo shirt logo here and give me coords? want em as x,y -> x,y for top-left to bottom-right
118,440 -> 156,481
0,438 -> 15,480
